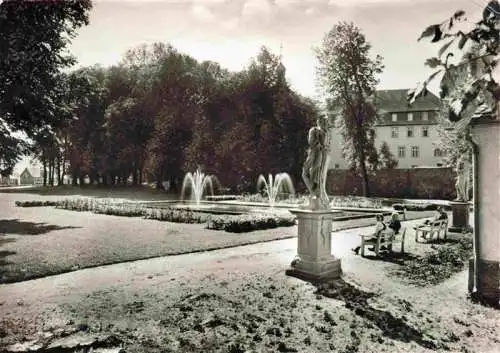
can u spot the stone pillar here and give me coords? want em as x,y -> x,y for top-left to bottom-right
286,209 -> 342,282
449,201 -> 471,233
470,121 -> 500,306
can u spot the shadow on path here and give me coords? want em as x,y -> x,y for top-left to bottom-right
361,252 -> 419,265
0,219 -> 81,236
313,278 -> 452,350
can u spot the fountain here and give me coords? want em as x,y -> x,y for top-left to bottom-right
181,168 -> 214,205
257,173 -> 295,206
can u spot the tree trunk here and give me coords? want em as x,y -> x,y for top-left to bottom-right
50,159 -> 55,186
359,148 -> 370,197
43,159 -> 47,186
132,169 -> 138,186
78,175 -> 84,186
72,173 -> 78,186
56,157 -> 62,186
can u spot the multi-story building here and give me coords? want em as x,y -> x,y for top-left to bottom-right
328,89 -> 446,169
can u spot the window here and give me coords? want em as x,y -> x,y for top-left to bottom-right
411,146 -> 420,158
422,111 -> 429,121
422,126 -> 429,137
391,127 -> 399,138
334,164 -> 340,169
437,163 -> 443,167
391,113 -> 397,122
398,146 -> 406,158
407,127 -> 414,137
408,113 -> 413,121
434,148 -> 445,157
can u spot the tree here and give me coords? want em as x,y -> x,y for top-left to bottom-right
0,124 -> 26,177
378,142 -> 398,169
316,22 -> 384,196
0,0 -> 92,136
408,1 -> 499,125
0,0 -> 92,177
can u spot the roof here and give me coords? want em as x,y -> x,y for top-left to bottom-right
374,89 -> 441,113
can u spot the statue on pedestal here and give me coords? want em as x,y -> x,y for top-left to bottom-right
455,156 -> 471,202
302,116 -> 330,210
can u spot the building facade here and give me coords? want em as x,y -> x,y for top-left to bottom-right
328,89 -> 446,169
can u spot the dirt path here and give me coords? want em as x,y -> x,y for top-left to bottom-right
1,220 -> 498,353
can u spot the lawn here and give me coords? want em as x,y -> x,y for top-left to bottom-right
1,188 -> 435,284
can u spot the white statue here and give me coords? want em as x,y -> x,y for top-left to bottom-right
302,116 -> 331,209
455,156 -> 471,202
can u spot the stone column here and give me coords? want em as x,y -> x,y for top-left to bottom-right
470,120 -> 500,306
286,209 -> 342,282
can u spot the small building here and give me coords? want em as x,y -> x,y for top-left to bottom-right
19,168 -> 35,185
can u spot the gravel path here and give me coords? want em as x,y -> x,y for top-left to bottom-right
0,192 -> 435,284
1,222 -> 498,353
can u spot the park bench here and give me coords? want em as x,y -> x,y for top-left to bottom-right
414,219 -> 448,242
359,227 -> 407,257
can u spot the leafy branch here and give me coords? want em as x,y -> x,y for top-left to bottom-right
408,0 -> 499,124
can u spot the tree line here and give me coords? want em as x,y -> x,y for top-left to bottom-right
34,44 -> 320,191
1,1 -> 402,196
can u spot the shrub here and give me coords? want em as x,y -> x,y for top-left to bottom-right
144,208 -> 208,224
15,200 -> 60,207
206,213 -> 295,233
393,237 -> 473,286
329,196 -> 382,209
392,203 -> 439,211
55,198 -> 209,223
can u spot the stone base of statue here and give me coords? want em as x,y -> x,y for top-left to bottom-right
449,201 -> 471,233
285,207 -> 342,282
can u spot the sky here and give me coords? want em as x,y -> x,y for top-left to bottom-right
13,0 -> 486,175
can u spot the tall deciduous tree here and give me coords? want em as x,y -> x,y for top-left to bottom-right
316,22 -> 384,196
0,0 -> 92,176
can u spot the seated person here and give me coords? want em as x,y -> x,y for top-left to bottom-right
352,214 -> 386,255
416,206 -> 448,228
388,212 -> 402,234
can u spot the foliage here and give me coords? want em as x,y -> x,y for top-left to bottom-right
0,125 -> 27,177
408,1 -> 499,125
206,213 -> 295,233
54,197 -> 209,223
35,43 -> 317,192
143,207 -> 209,224
378,142 -> 398,169
392,237 -> 473,286
315,22 -> 384,196
15,200 -> 60,207
0,0 -> 92,136
392,203 -> 439,211
234,193 -> 384,209
329,195 -> 383,209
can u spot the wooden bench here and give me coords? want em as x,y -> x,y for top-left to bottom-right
414,219 -> 448,242
359,227 -> 407,257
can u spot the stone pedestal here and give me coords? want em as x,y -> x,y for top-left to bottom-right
469,120 -> 500,306
285,209 -> 342,282
449,201 -> 471,233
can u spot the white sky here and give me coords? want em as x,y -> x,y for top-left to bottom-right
14,0 -> 486,174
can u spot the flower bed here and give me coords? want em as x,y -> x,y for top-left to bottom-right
15,200 -> 60,207
235,194 -> 383,209
207,213 -> 295,233
392,203 -> 439,212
